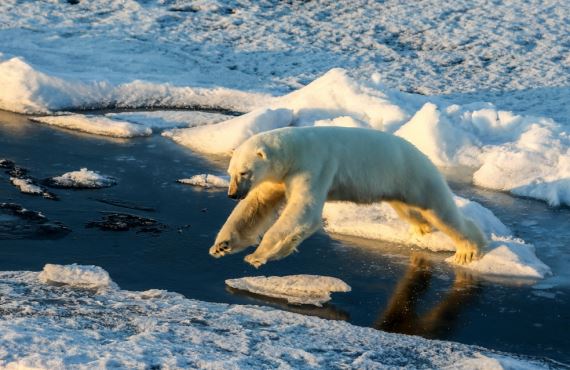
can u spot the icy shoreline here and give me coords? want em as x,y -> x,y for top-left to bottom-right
0,265 -> 560,369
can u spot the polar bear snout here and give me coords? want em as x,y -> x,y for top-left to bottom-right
228,177 -> 250,199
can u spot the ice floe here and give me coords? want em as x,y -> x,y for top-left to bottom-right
47,168 -> 116,189
177,174 -> 230,188
0,266 -> 556,369
225,275 -> 351,307
10,177 -> 43,195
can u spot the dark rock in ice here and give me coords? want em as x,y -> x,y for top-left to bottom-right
0,203 -> 70,240
86,212 -> 166,234
0,159 -> 15,170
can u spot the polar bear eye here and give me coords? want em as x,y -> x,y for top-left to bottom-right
239,171 -> 249,177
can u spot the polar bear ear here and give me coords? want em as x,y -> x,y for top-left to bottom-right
256,148 -> 268,160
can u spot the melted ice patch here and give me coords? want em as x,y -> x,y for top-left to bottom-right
48,168 -> 116,189
177,174 -> 230,189
225,275 -> 351,307
38,263 -> 113,290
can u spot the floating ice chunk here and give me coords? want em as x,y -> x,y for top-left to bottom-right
38,263 -> 114,290
10,177 -> 43,195
453,236 -> 552,279
31,114 -> 152,138
47,168 -> 116,189
163,108 -> 293,155
178,174 -> 230,188
225,275 -> 351,306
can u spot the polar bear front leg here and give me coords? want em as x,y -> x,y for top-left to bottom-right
210,182 -> 285,258
244,174 -> 328,268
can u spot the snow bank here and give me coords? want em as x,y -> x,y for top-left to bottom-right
163,108 -> 293,155
47,168 -> 116,189
0,57 -> 272,115
270,68 -> 410,130
31,114 -> 152,138
396,103 -> 570,206
225,275 -> 351,306
323,196 -> 551,279
38,263 -> 113,290
178,174 -> 229,188
0,268 -> 555,369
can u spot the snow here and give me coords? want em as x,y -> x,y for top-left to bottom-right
38,264 -> 113,290
323,196 -> 551,279
0,266 -> 554,369
162,108 -> 293,155
9,177 -> 43,195
30,114 -> 152,138
178,174 -> 230,189
48,168 -> 116,189
225,275 -> 351,307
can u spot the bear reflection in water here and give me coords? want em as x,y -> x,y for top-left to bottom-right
375,253 -> 480,339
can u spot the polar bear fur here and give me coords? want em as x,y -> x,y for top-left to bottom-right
209,126 -> 486,268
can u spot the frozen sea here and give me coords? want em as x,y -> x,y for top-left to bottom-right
1,110 -> 569,366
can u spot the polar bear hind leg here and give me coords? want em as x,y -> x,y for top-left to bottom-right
418,205 -> 486,265
389,201 -> 433,236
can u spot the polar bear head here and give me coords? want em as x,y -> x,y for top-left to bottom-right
227,134 -> 286,199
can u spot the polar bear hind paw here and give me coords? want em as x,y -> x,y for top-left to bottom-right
244,254 -> 266,268
209,241 -> 232,258
452,247 -> 481,265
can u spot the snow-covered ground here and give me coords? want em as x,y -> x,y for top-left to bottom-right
0,264 -> 557,369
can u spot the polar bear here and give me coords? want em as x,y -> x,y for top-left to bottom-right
209,126 -> 486,268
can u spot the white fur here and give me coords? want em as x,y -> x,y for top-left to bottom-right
210,127 -> 487,267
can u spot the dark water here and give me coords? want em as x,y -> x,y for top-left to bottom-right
1,110 -> 569,364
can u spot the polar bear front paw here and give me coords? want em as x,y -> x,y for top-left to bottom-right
244,254 -> 266,268
209,241 -> 232,258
